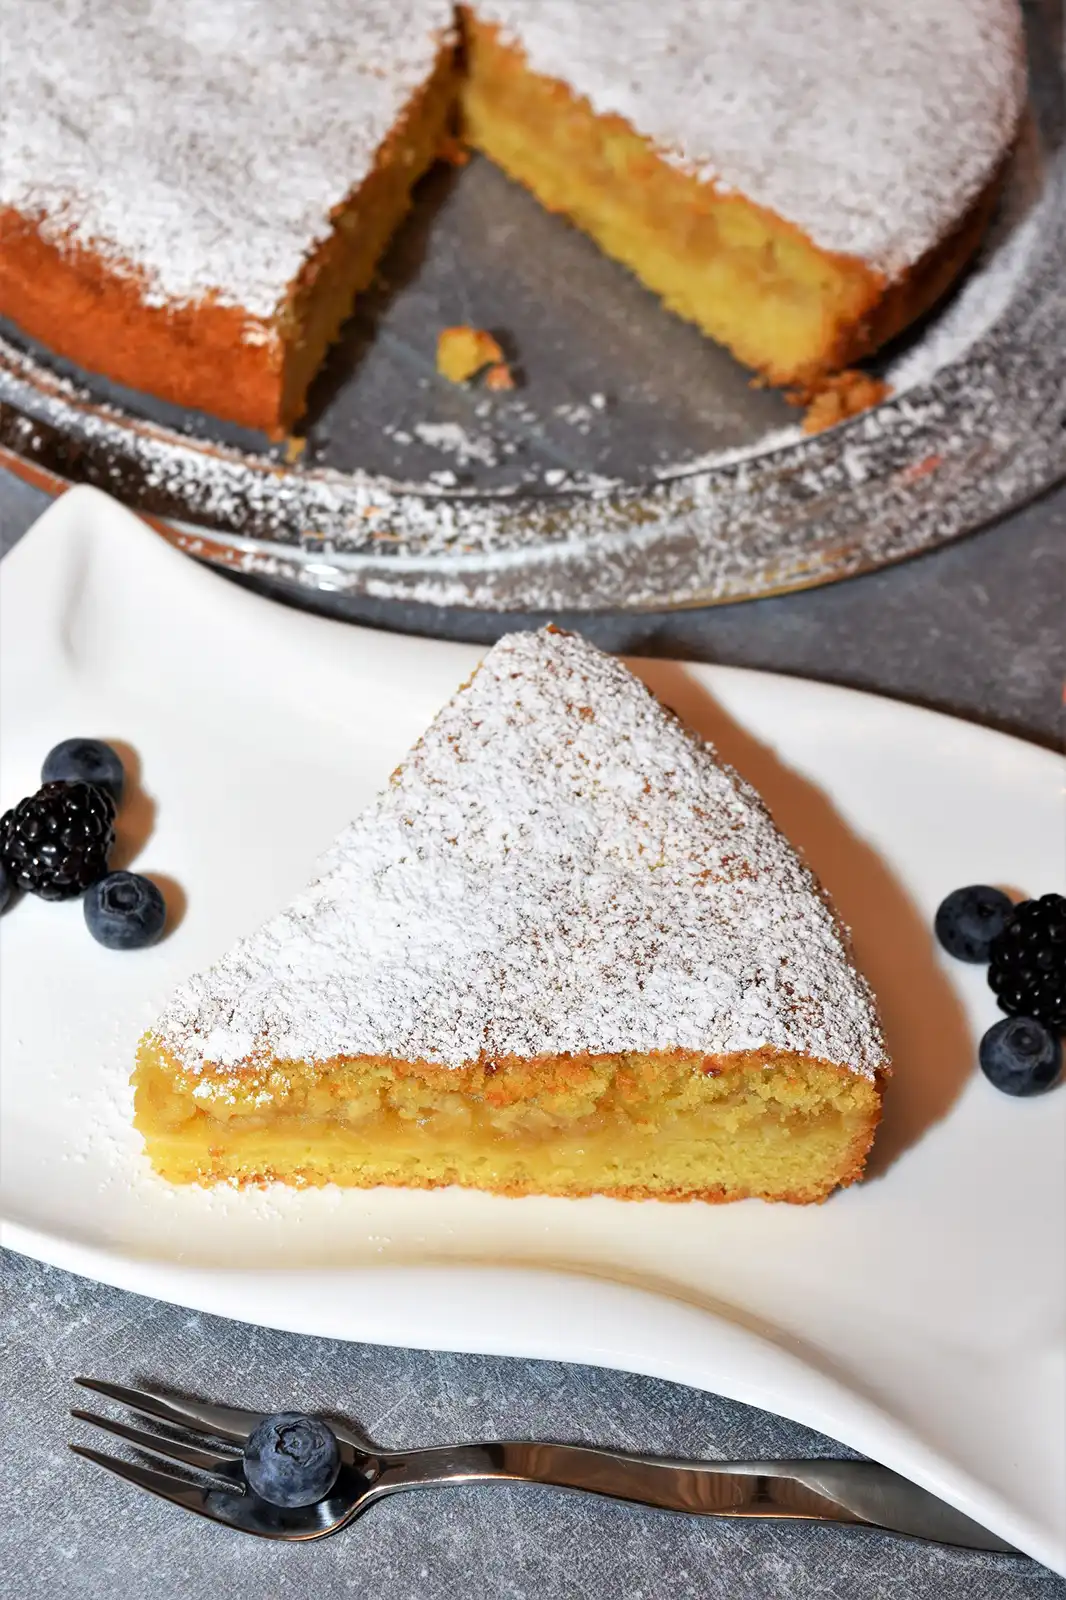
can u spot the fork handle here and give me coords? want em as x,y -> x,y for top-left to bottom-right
377,1441 -> 800,1515
371,1443 -> 1018,1551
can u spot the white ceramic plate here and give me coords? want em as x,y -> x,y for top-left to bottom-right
2,487 -> 1063,1572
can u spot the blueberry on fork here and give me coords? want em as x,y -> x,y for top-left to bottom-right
243,1413 -> 341,1508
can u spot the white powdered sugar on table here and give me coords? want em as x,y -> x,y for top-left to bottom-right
412,420 -> 501,467
155,629 -> 887,1079
0,0 -> 454,319
475,0 -> 1026,277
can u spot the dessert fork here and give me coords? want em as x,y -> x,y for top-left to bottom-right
70,1377 -> 1018,1552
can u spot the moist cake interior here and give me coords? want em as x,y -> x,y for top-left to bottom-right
277,48 -> 459,432
458,14 -> 884,390
134,1046 -> 880,1203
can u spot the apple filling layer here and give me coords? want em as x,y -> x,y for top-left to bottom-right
133,1043 -> 881,1203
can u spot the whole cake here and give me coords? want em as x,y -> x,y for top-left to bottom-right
133,628 -> 888,1202
0,0 -> 1025,435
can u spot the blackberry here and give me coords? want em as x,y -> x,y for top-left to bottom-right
0,781 -> 116,901
988,893 -> 1066,1031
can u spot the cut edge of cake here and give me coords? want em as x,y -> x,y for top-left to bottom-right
457,12 -> 1016,390
0,28 -> 458,438
132,626 -> 888,1204
133,1043 -> 883,1203
0,1 -> 1025,434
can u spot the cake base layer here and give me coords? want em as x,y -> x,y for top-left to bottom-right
0,44 -> 457,437
458,14 -> 1001,387
133,1043 -> 882,1203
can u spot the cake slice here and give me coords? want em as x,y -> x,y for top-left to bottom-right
133,628 -> 887,1201
0,0 -> 457,435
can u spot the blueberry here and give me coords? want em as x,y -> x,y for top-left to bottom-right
84,871 -> 166,949
42,738 -> 125,806
0,858 -> 12,914
243,1413 -> 341,1507
978,1015 -> 1061,1097
934,885 -> 1014,963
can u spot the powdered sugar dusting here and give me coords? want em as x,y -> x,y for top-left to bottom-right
154,629 -> 886,1079
412,420 -> 500,467
885,112 -> 1050,393
1,0 -> 1024,327
476,0 -> 1025,277
0,0 -> 453,318
1,80 -> 1060,612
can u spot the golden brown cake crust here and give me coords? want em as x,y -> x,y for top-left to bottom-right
0,40 -> 457,436
0,209 -> 281,430
846,163 -> 1009,367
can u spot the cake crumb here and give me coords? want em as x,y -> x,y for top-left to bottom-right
899,451 -> 944,484
437,134 -> 470,167
436,325 -> 505,384
800,372 -> 891,434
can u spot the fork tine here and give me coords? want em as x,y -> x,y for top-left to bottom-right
71,1408 -> 244,1480
74,1377 -> 261,1445
70,1443 -> 243,1530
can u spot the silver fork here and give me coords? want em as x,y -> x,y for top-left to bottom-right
69,1377 -> 1019,1552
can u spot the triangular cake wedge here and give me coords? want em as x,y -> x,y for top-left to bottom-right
134,629 -> 888,1202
